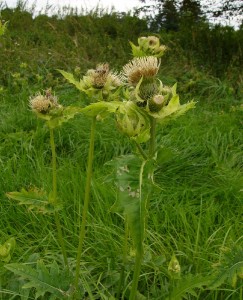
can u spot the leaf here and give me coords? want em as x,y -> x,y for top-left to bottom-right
6,188 -> 62,214
108,155 -> 155,252
5,260 -> 72,299
210,245 -> 243,289
80,101 -> 121,117
58,70 -> 84,91
129,41 -> 146,57
150,94 -> 196,124
47,106 -> 81,129
168,274 -> 213,300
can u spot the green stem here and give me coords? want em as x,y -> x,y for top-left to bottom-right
134,140 -> 148,160
49,127 -> 69,268
74,116 -> 96,293
129,249 -> 143,300
117,216 -> 129,299
50,128 -> 57,201
149,117 -> 156,158
129,118 -> 156,300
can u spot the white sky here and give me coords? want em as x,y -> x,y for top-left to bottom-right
1,0 -> 241,28
1,0 -> 143,13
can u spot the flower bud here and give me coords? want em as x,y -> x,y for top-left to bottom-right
168,254 -> 181,277
132,36 -> 167,58
116,101 -> 149,140
148,94 -> 165,112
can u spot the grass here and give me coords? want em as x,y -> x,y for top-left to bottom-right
1,86 -> 242,299
0,4 -> 242,299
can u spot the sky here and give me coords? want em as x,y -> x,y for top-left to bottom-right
1,0 -> 143,13
1,0 -> 242,28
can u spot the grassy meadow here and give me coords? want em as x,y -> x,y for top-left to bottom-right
0,3 -> 242,300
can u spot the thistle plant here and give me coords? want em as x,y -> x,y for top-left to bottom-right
60,36 -> 195,299
125,38 -> 194,300
59,63 -> 123,294
7,89 -> 79,270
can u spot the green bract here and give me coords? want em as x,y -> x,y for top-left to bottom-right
130,36 -> 167,58
116,101 -> 150,143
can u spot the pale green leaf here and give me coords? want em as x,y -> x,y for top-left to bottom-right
150,94 -> 196,124
58,70 -> 84,91
80,101 -> 122,117
47,106 -> 81,129
6,188 -> 62,214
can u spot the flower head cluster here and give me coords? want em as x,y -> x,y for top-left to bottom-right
122,56 -> 160,86
130,36 -> 167,58
29,89 -> 62,115
80,63 -> 122,101
85,63 -> 122,89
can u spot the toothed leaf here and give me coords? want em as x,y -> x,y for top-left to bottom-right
6,188 -> 62,214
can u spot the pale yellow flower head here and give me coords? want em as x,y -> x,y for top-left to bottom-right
87,63 -> 122,89
29,89 -> 61,114
122,56 -> 160,86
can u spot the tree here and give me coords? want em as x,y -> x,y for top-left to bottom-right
179,0 -> 203,23
138,0 -> 243,29
150,0 -> 180,31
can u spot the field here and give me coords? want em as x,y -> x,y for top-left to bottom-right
0,3 -> 242,300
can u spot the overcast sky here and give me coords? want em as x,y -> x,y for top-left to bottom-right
2,0 -> 143,13
1,0 -> 242,28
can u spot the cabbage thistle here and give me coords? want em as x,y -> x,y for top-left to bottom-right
59,63 -> 122,102
29,89 -> 79,128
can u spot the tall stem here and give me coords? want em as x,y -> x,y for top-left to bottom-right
49,127 -> 68,268
129,249 -> 143,300
129,118 -> 156,299
117,216 -> 129,299
134,141 -> 148,160
149,116 -> 156,158
74,116 -> 96,292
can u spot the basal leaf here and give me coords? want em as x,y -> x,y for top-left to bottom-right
6,188 -> 62,214
5,260 -> 71,299
210,245 -> 243,289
